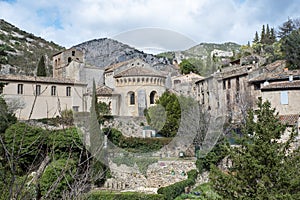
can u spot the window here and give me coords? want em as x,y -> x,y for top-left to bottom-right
51,86 -> 56,96
17,84 -> 23,94
228,79 -> 231,89
223,80 -> 226,90
236,77 -> 240,91
280,91 -> 288,105
68,57 -> 72,63
72,51 -> 75,56
36,85 -> 41,96
254,83 -> 261,90
150,91 -> 157,104
73,106 -> 79,112
129,92 -> 135,105
66,87 -> 71,96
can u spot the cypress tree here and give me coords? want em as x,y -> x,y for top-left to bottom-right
253,31 -> 259,43
37,55 -> 46,76
260,25 -> 266,44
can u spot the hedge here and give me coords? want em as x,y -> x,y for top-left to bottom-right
86,191 -> 165,200
157,169 -> 198,200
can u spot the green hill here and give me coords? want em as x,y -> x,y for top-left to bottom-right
0,19 -> 64,76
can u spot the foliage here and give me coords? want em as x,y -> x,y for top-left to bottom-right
175,183 -> 221,200
157,169 -> 198,200
196,137 -> 229,173
210,98 -> 300,199
3,122 -> 48,174
277,18 -> 296,39
105,127 -> 172,152
60,109 -> 74,125
179,59 -> 199,74
0,95 -> 17,134
47,127 -> 83,159
145,91 -> 180,137
281,29 -> 300,69
86,191 -> 165,200
39,158 -> 77,199
96,101 -> 111,124
36,55 -> 46,76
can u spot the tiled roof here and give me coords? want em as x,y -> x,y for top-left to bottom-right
0,75 -> 86,85
114,65 -> 166,78
279,114 -> 299,126
249,60 -> 295,82
96,85 -> 113,95
262,80 -> 300,90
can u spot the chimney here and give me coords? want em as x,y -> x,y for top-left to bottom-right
289,75 -> 293,82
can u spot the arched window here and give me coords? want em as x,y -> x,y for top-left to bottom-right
128,91 -> 135,105
68,57 -> 72,63
150,91 -> 157,104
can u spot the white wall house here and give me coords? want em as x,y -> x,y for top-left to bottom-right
0,75 -> 87,120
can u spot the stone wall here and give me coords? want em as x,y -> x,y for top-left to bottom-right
103,159 -> 197,192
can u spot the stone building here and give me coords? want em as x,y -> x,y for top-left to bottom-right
99,58 -> 167,117
0,74 -> 87,120
194,61 -> 258,123
52,47 -> 103,89
171,72 -> 203,97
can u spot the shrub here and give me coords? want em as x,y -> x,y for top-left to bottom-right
86,191 -> 165,200
157,169 -> 198,200
40,158 -> 76,199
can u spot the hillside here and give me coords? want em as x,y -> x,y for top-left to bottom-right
0,19 -> 64,76
157,42 -> 241,76
73,38 -> 177,73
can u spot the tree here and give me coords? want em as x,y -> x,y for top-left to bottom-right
0,95 -> 17,134
278,18 -> 296,39
179,59 -> 198,74
145,91 -> 180,137
260,25 -> 266,44
210,98 -> 300,199
281,29 -> 300,69
253,31 -> 259,44
37,55 -> 46,77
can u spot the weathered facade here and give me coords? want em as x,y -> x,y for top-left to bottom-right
99,58 -> 167,117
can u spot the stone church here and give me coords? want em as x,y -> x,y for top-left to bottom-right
52,48 -> 169,117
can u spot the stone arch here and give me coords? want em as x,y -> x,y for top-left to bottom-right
150,91 -> 158,104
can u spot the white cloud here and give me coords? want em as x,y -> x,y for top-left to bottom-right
1,0 -> 300,50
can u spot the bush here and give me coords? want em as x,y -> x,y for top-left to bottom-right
40,158 -> 76,199
157,169 -> 198,200
86,191 -> 165,200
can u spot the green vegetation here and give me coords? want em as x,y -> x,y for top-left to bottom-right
179,59 -> 199,74
157,169 -> 198,200
104,127 -> 172,153
210,98 -> 300,199
0,19 -> 64,75
86,191 -> 165,200
36,55 -> 46,76
175,183 -> 221,200
281,28 -> 300,69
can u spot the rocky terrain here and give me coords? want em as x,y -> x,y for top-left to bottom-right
0,19 -> 64,76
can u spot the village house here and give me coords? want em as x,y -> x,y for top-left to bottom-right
0,74 -> 87,120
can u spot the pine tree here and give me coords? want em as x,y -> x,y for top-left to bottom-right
278,18 -> 295,38
210,98 -> 300,199
36,55 -> 46,76
253,31 -> 259,43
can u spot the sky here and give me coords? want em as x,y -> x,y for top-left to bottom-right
0,0 -> 300,53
